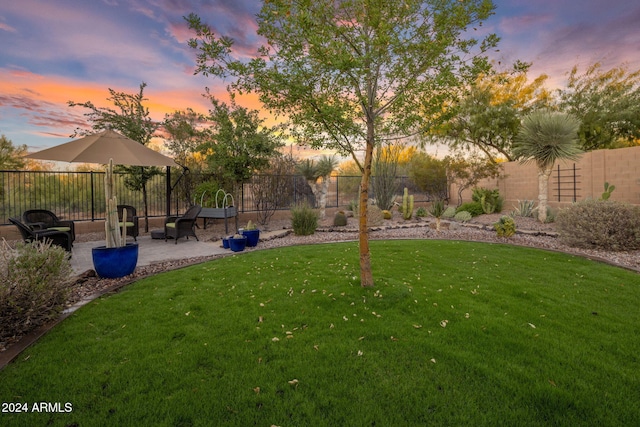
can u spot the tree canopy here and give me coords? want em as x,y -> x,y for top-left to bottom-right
558,62 -> 640,150
187,0 -> 499,287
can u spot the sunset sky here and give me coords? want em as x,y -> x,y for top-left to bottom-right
1,0 -> 638,161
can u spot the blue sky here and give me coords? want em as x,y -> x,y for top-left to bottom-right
1,0 -> 638,157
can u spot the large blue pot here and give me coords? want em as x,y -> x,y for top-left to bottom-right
228,236 -> 247,252
92,243 -> 139,278
241,229 -> 260,247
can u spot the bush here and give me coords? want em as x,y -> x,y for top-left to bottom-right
556,199 -> 640,251
493,215 -> 516,238
442,206 -> 456,218
456,202 -> 484,217
1,240 -> 72,343
415,207 -> 427,218
291,203 -> 319,235
454,211 -> 472,222
472,187 -> 503,214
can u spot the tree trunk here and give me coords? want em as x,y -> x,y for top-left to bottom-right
537,167 -> 552,223
142,182 -> 150,233
359,129 -> 375,288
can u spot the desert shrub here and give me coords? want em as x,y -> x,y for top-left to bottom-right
333,211 -> 348,226
493,215 -> 516,238
1,240 -> 72,343
442,206 -> 456,218
472,187 -> 503,214
456,201 -> 484,217
556,199 -> 640,251
291,203 -> 319,235
454,211 -> 472,222
415,207 -> 427,218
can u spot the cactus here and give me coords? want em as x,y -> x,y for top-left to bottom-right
401,187 -> 414,220
601,182 -> 616,200
104,159 -> 126,248
333,210 -> 348,226
382,210 -> 392,220
246,220 -> 257,230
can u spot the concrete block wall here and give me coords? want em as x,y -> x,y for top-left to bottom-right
451,146 -> 640,209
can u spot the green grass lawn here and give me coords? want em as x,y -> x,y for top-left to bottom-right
1,240 -> 639,426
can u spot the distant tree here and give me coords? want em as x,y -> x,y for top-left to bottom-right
163,108 -> 205,168
444,151 -> 502,207
68,82 -> 161,231
433,62 -> 552,161
558,62 -> 640,150
251,154 -> 298,225
513,110 -> 582,223
187,0 -> 499,287
407,152 -> 449,201
198,93 -> 284,196
0,134 -> 27,170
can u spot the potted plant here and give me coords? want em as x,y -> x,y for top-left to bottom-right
91,159 -> 139,278
241,220 -> 260,247
228,234 -> 247,252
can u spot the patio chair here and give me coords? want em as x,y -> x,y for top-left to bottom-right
9,217 -> 73,252
164,205 -> 202,244
117,204 -> 139,241
23,209 -> 75,245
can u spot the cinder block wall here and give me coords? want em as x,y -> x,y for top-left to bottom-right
451,146 -> 640,209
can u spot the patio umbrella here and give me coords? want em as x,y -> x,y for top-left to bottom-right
25,129 -> 181,216
25,129 -> 178,167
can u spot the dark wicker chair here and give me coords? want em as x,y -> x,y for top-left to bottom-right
117,205 -> 139,241
23,209 -> 75,245
9,217 -> 73,252
164,205 -> 202,244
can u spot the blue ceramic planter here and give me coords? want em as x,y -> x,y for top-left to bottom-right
228,236 -> 247,252
92,243 -> 139,278
242,229 -> 260,247
222,237 -> 230,249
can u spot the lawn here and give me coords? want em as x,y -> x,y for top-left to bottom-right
1,240 -> 639,426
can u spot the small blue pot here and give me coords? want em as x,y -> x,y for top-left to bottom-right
228,236 -> 247,252
242,229 -> 260,247
92,243 -> 139,278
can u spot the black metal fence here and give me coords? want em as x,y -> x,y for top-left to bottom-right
1,170 -> 430,225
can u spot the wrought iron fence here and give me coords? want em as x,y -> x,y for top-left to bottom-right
1,170 -> 431,225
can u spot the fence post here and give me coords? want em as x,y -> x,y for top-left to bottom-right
90,171 -> 95,221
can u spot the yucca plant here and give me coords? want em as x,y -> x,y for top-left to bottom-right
513,110 -> 583,223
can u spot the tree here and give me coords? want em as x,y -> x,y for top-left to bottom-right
68,83 -> 161,231
434,62 -> 552,161
444,150 -> 502,207
558,62 -> 640,151
0,134 -> 27,170
513,110 -> 582,223
296,155 -> 339,219
407,152 -> 449,201
198,93 -> 284,196
187,0 -> 498,287
163,108 -> 205,168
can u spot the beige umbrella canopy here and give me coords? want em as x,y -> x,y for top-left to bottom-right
26,129 -> 178,167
